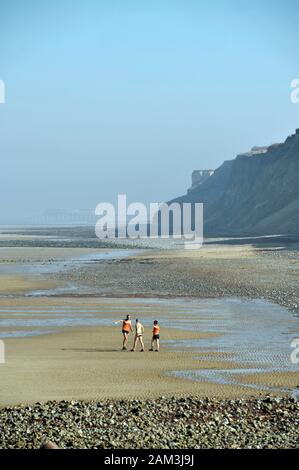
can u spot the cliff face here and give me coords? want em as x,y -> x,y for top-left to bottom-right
188,170 -> 214,194
171,129 -> 299,236
171,160 -> 234,207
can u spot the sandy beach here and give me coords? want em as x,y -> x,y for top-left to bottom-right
0,239 -> 298,403
1,324 -> 249,407
0,233 -> 298,447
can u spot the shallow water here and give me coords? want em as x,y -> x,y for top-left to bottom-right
169,368 -> 299,397
0,248 -> 140,276
0,297 -> 298,395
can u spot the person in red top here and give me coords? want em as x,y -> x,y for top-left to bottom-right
149,320 -> 160,352
114,314 -> 133,350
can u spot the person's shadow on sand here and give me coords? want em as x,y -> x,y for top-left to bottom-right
61,348 -> 121,353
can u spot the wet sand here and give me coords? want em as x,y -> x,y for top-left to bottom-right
0,293 -> 298,406
0,243 -> 298,407
0,324 -> 269,408
51,242 -> 299,312
0,275 -> 58,294
0,247 -> 110,294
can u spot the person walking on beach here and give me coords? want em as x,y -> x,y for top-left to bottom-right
114,314 -> 133,350
131,318 -> 145,352
149,320 -> 160,352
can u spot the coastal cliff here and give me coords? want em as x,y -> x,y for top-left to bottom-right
171,128 -> 299,236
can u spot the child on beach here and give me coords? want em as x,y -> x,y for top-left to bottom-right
131,318 -> 145,352
114,314 -> 133,350
149,320 -> 160,352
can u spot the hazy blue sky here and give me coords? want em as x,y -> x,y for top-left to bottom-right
0,0 -> 298,220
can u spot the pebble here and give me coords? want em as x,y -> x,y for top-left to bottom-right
0,396 -> 298,449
